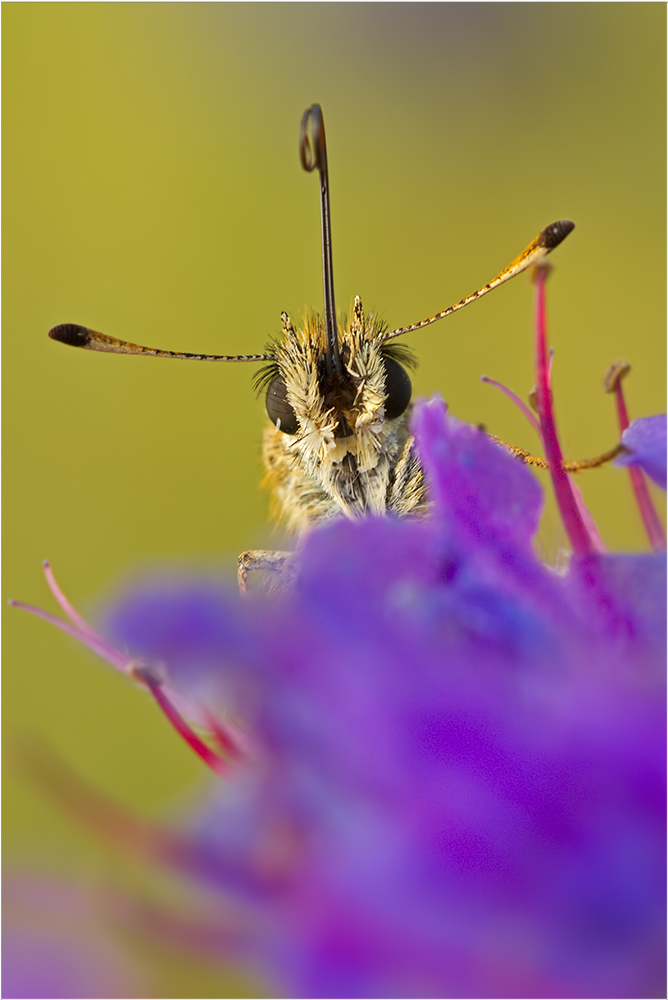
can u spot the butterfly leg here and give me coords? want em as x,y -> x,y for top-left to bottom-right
237,549 -> 295,595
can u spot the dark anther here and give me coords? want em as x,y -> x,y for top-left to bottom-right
603,360 -> 631,394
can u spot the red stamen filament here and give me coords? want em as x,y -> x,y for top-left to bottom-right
534,267 -> 594,554
483,359 -> 605,553
142,676 -> 227,776
11,564 -> 229,776
568,479 -> 607,553
612,376 -> 666,552
205,712 -> 244,760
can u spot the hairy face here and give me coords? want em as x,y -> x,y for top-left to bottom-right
261,299 -> 414,475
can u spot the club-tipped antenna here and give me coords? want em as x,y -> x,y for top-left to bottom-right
300,104 -> 341,377
48,324 -> 274,362
382,220 -> 575,342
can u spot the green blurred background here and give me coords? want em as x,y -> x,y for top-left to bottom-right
3,4 -> 665,993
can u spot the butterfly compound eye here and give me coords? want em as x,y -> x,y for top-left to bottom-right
381,356 -> 412,419
265,375 -> 299,434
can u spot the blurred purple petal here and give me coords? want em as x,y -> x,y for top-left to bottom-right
99,404 -> 667,999
616,415 -> 667,489
20,399 -> 665,999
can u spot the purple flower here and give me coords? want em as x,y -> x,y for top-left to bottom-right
12,271 -> 666,998
13,397 -> 666,998
616,415 -> 667,490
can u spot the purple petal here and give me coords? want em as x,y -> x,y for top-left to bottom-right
101,525 -> 665,998
104,577 -> 258,699
46,400 -> 666,999
412,397 -> 543,548
616,415 -> 667,489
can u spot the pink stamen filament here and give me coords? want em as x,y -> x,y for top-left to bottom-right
534,267 -> 593,554
481,376 -> 541,435
205,712 -> 244,759
613,382 -> 666,552
156,688 -> 246,761
42,561 -> 132,667
143,678 -> 227,776
9,600 -> 131,672
484,332 -> 604,552
43,561 -> 99,640
11,569 -> 228,776
568,479 -> 607,553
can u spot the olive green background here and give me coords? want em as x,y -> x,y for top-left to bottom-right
3,3 -> 665,993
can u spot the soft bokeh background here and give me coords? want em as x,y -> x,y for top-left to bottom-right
3,4 -> 665,994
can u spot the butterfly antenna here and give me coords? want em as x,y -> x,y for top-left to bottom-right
300,104 -> 341,377
48,325 -> 273,363
383,220 -> 575,341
